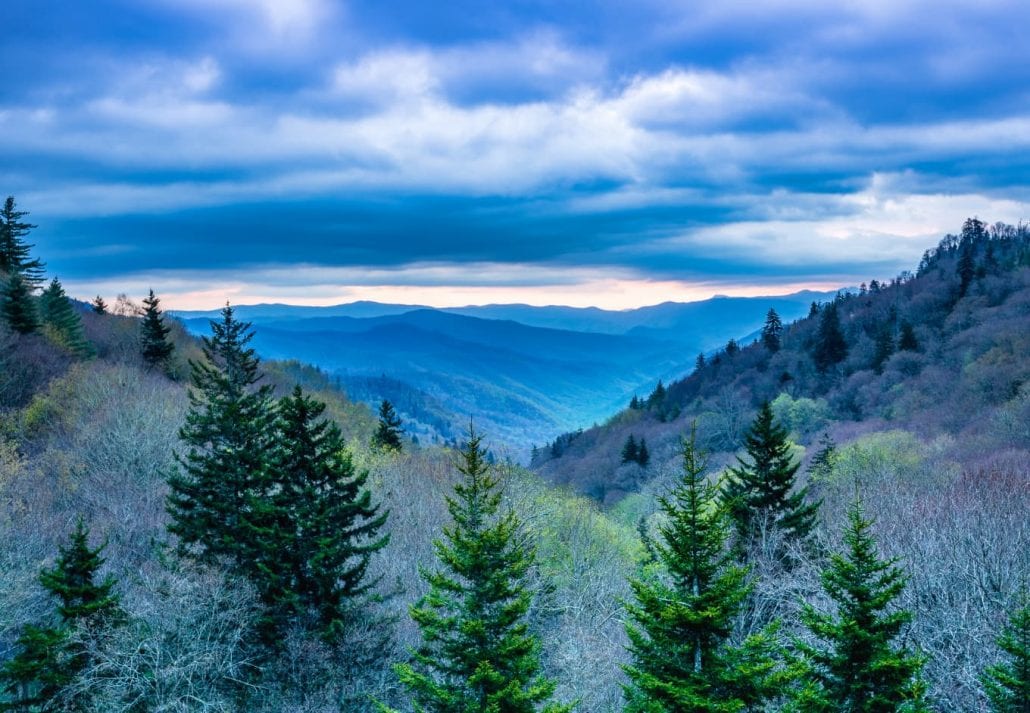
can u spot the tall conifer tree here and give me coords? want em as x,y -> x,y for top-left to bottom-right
40,278 -> 93,357
371,399 -> 404,452
724,403 -> 820,556
762,308 -> 783,352
0,273 -> 39,335
388,426 -> 571,713
623,428 -> 779,712
983,594 -> 1030,712
788,499 -> 928,712
0,196 -> 45,288
91,295 -> 107,315
139,289 -> 174,371
167,304 -> 275,572
813,305 -> 847,373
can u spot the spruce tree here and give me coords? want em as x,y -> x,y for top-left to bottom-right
695,353 -> 706,371
808,433 -> 837,482
139,289 -> 174,371
897,321 -> 919,352
40,278 -> 93,357
371,399 -> 404,452
91,295 -> 107,315
0,196 -> 45,288
0,520 -> 120,711
0,273 -> 39,335
723,402 -> 820,555
725,338 -> 740,357
788,499 -> 928,712
622,434 -> 639,464
167,304 -> 275,571
813,304 -> 847,373
983,594 -> 1030,712
872,324 -> 894,374
762,308 -> 783,352
623,428 -> 779,712
253,386 -> 389,642
388,426 -> 571,713
637,438 -> 650,468
957,246 -> 976,297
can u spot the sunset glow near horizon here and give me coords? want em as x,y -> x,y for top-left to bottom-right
4,0 -> 1029,309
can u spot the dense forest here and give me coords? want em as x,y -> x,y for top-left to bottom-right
1,198 -> 1028,712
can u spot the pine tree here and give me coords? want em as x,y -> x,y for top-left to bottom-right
0,196 -> 45,288
813,304 -> 847,373
139,289 -> 174,371
1,273 -> 39,335
725,338 -> 740,357
623,428 -> 778,712
983,594 -> 1030,712
808,433 -> 837,481
91,295 -> 107,315
622,434 -> 639,464
788,499 -> 928,713
167,304 -> 276,572
40,278 -> 93,357
0,520 -> 120,711
872,324 -> 894,374
253,386 -> 389,642
637,438 -> 650,467
957,245 -> 976,298
695,353 -> 706,371
723,402 -> 820,556
897,321 -> 919,352
371,399 -> 403,452
762,308 -> 783,352
388,426 -> 571,713
630,394 -> 641,410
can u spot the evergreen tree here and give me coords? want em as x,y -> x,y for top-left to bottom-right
0,520 -> 120,711
808,301 -> 820,318
897,321 -> 919,352
40,278 -> 93,357
0,196 -> 45,288
762,308 -> 783,352
91,295 -> 107,315
648,380 -> 667,407
622,434 -> 639,464
167,305 -> 276,571
788,498 -> 928,712
695,353 -> 706,371
957,245 -> 976,297
983,594 -> 1030,712
139,289 -> 174,371
813,304 -> 848,373
637,438 -> 650,468
629,394 -> 641,410
725,338 -> 740,357
371,399 -> 404,452
623,428 -> 779,712
723,403 -> 820,555
0,273 -> 39,335
872,324 -> 894,374
388,426 -> 571,713
808,433 -> 837,481
253,386 -> 389,642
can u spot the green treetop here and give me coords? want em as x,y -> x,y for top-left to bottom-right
371,399 -> 404,452
0,196 -> 45,288
388,426 -> 572,713
139,289 -> 175,371
762,308 -> 784,352
1,273 -> 39,335
40,278 -> 93,357
983,593 -> 1030,712
812,304 -> 847,373
91,295 -> 107,315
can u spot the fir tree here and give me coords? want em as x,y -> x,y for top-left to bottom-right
648,380 -> 667,407
957,245 -> 976,298
872,324 -> 894,374
371,399 -> 404,452
723,403 -> 820,555
983,594 -> 1030,713
253,386 -> 389,642
808,301 -> 820,318
388,426 -> 571,713
695,353 -> 706,371
139,289 -> 174,371
636,438 -> 650,468
622,434 -> 639,464
813,304 -> 847,373
808,433 -> 837,481
630,394 -> 641,410
91,295 -> 107,315
762,308 -> 783,352
167,304 -> 276,572
40,278 -> 93,357
623,428 -> 779,712
788,499 -> 928,712
725,338 -> 740,357
0,196 -> 45,288
1,273 -> 39,335
0,520 -> 120,711
897,321 -> 919,352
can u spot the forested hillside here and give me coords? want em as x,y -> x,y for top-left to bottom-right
2,201 -> 1028,712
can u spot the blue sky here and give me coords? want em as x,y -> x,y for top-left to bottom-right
3,0 -> 1029,308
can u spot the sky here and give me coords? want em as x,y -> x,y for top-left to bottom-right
3,0 -> 1029,309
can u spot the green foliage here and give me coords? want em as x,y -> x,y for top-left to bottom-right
40,278 -> 93,357
724,403 -> 820,554
389,427 -> 571,713
1,273 -> 39,335
828,431 -> 927,486
0,520 -> 121,712
637,438 -> 650,468
983,594 -> 1030,712
372,399 -> 404,452
621,434 -> 639,464
623,428 -> 779,712
812,304 -> 848,373
788,499 -> 928,712
807,433 -> 837,482
771,393 -> 829,437
139,289 -> 175,371
91,295 -> 107,315
762,308 -> 783,352
252,385 -> 389,642
897,321 -> 918,352
873,323 -> 895,374
167,304 -> 275,571
0,196 -> 45,288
